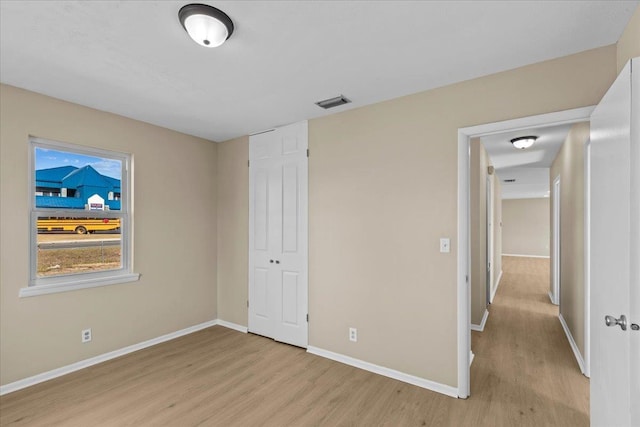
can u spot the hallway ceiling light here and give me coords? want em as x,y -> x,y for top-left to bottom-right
179,4 -> 234,48
510,136 -> 538,150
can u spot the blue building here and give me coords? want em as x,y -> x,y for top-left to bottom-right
35,165 -> 121,210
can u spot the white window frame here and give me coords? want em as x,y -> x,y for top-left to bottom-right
21,137 -> 139,297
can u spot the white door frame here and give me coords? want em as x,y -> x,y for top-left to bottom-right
583,139 -> 591,378
486,175 -> 494,306
552,175 -> 561,306
456,106 -> 594,398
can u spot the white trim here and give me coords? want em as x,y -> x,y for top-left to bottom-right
583,138 -> 591,378
470,351 -> 475,366
548,291 -> 555,304
216,319 -> 248,333
490,270 -> 503,303
486,174 -> 494,307
20,273 -> 140,297
28,136 -> 136,291
552,175 -> 561,306
0,319 -> 218,396
457,132 -> 471,398
502,253 -> 550,259
307,346 -> 458,398
558,313 -> 586,374
457,106 -> 594,399
471,309 -> 489,332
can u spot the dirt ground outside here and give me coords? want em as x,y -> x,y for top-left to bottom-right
37,233 -> 122,276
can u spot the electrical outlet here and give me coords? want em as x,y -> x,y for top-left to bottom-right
349,327 -> 357,342
82,328 -> 92,343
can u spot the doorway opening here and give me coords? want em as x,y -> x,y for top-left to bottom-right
457,106 -> 594,398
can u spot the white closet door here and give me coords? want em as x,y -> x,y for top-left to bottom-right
248,130 -> 279,338
248,121 -> 308,348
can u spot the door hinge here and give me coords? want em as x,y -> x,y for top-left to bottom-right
466,275 -> 469,283
306,313 -> 309,322
307,148 -> 309,158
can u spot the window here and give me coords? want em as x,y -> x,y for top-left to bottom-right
21,137 -> 139,297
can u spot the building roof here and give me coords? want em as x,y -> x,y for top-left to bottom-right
35,165 -> 79,188
35,196 -> 121,210
62,165 -> 115,190
35,165 -> 120,191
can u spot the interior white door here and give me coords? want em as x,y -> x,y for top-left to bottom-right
589,58 -> 638,427
248,121 -> 308,348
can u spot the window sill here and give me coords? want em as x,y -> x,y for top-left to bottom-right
19,273 -> 140,298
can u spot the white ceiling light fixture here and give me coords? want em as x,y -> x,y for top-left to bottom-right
510,136 -> 538,150
178,3 -> 234,48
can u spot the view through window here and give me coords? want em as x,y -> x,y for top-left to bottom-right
32,141 -> 127,282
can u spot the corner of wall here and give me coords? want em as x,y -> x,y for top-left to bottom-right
616,5 -> 640,73
215,136 -> 250,327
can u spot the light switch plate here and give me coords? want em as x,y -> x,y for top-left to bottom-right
440,238 -> 450,253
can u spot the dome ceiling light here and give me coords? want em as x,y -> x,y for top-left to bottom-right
510,136 -> 538,150
178,4 -> 234,48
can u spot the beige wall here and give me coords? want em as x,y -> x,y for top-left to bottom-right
308,50 -> 614,387
469,144 -> 503,324
502,198 -> 550,257
215,45 -> 616,388
216,136 -> 249,326
493,177 -> 503,297
617,5 -> 640,73
0,85 -> 218,385
470,140 -> 490,325
550,122 -> 589,358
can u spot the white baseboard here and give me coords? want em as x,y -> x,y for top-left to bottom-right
1,319 -> 223,396
548,291 -> 559,305
558,313 -> 585,374
470,309 -> 489,332
307,346 -> 458,398
216,319 -> 248,333
469,351 -> 475,366
502,253 -> 550,259
490,270 -> 503,303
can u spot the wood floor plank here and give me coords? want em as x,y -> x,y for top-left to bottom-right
0,256 -> 588,426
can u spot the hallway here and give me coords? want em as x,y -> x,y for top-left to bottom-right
469,255 -> 589,426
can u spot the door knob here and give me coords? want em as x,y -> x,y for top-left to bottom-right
275,260 -> 280,264
605,314 -> 627,331
270,260 -> 274,263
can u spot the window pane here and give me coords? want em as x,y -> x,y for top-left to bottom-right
35,147 -> 122,211
37,217 -> 122,277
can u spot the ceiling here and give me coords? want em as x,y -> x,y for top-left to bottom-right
0,1 -> 637,142
481,123 -> 577,199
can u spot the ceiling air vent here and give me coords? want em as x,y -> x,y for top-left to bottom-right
315,95 -> 351,109
504,179 -> 516,183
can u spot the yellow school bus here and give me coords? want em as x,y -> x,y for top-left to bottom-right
37,218 -> 121,234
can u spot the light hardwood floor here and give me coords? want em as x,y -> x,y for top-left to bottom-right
1,256 -> 588,426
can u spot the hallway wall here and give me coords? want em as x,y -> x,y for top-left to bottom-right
502,198 -> 550,257
550,122 -> 589,359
